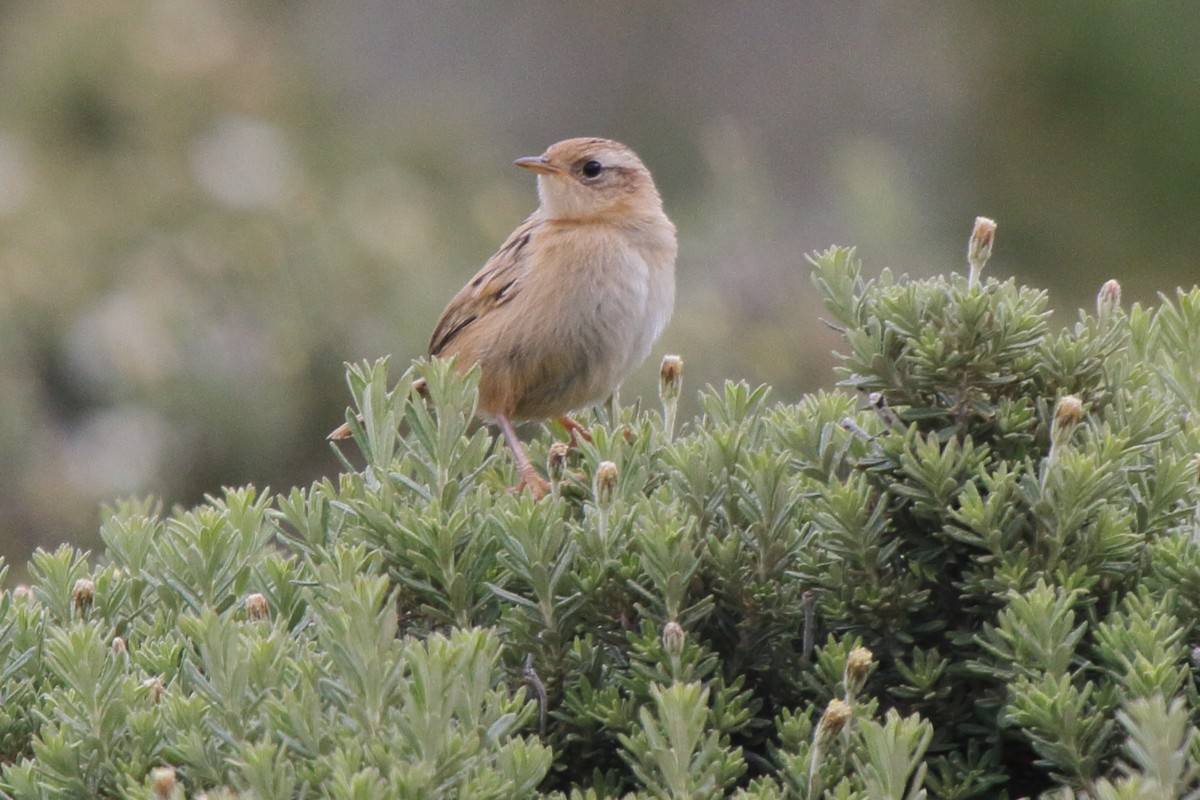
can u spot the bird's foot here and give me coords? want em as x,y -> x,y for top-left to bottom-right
556,416 -> 593,449
510,469 -> 551,501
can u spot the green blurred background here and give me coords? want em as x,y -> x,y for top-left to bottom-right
2,2 -> 1198,564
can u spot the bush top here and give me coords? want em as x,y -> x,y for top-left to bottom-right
2,242 -> 1200,799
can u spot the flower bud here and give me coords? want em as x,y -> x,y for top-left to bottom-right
967,216 -> 996,288
1096,279 -> 1121,318
1051,395 -> 1084,448
151,766 -> 177,798
843,646 -> 874,700
659,355 -> 683,439
594,461 -> 618,508
659,355 -> 683,403
662,621 -> 685,661
807,696 -> 852,796
815,698 -> 852,747
547,441 -> 570,485
245,592 -> 269,622
1053,395 -> 1084,427
12,585 -> 33,603
144,676 -> 165,704
112,636 -> 127,657
72,578 -> 94,617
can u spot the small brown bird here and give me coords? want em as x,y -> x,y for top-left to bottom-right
332,138 -> 677,498
436,137 -> 676,496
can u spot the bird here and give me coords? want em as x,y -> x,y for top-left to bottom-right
332,137 -> 677,499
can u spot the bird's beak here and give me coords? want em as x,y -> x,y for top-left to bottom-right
514,155 -> 562,175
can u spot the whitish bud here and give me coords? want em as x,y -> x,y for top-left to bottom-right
662,621 -> 685,660
843,646 -> 874,700
12,585 -> 33,603
967,216 -> 996,287
245,593 -> 269,622
659,355 -> 683,403
815,698 -> 852,747
144,676 -> 165,704
72,579 -> 95,617
547,441 -> 570,484
594,461 -> 618,508
1054,395 -> 1084,427
1096,279 -> 1122,317
1051,395 -> 1084,453
151,766 -> 177,798
112,636 -> 127,657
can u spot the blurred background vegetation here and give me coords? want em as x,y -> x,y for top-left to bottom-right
1,2 -> 1198,565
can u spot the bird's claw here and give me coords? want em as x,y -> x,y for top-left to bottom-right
511,470 -> 551,501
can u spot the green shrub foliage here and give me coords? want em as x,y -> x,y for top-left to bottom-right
1,245 -> 1200,798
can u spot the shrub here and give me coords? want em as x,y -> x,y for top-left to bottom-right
1,233 -> 1199,798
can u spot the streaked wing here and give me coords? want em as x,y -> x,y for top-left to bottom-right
428,216 -> 540,357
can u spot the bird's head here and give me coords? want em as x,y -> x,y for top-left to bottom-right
515,137 -> 663,222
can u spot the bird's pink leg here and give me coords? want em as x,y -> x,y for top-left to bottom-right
496,414 -> 550,500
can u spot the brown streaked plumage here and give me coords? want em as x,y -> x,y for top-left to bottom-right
336,138 -> 677,498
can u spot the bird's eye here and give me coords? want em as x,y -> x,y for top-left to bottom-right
581,160 -> 603,178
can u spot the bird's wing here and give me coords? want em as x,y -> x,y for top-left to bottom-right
428,216 -> 541,357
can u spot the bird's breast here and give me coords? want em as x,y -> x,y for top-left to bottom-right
463,215 -> 676,422
489,223 -> 674,419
